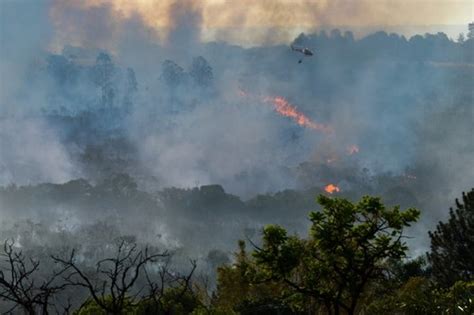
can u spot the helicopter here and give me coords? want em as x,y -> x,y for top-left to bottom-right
291,45 -> 314,63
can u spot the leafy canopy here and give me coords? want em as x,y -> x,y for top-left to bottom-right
253,195 -> 420,314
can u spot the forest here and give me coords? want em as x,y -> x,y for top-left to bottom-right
0,189 -> 473,314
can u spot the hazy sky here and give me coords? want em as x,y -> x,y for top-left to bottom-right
48,0 -> 473,47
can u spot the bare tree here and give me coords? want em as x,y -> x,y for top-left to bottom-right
141,257 -> 198,313
0,239 -> 68,315
52,240 -> 167,314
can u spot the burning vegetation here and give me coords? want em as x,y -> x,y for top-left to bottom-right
1,0 -> 474,312
262,96 -> 332,133
237,88 -> 332,134
324,183 -> 340,194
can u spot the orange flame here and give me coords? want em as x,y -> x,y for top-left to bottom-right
263,96 -> 332,133
324,184 -> 340,194
347,144 -> 359,155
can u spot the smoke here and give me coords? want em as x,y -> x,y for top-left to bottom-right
166,0 -> 203,47
48,0 -> 472,47
131,95 -> 318,196
0,0 -> 79,187
49,0 -> 124,52
0,0 -> 473,259
0,0 -> 52,111
0,117 -> 78,186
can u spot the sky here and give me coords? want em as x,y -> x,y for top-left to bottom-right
47,0 -> 474,48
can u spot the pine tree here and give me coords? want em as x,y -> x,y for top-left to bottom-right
428,189 -> 474,287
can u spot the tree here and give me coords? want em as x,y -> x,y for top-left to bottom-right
428,189 -> 474,287
76,258 -> 201,315
189,56 -> 213,88
161,60 -> 186,89
92,53 -> 116,107
46,54 -> 78,86
330,29 -> 342,40
458,33 -> 466,44
52,240 -> 167,314
293,33 -> 309,46
137,257 -> 199,314
252,195 -> 420,315
97,173 -> 138,197
214,241 -> 296,314
468,25 -> 474,40
344,31 -> 355,43
0,240 -> 69,315
365,277 -> 474,314
123,67 -> 138,109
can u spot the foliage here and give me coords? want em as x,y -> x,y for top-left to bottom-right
76,287 -> 202,315
189,56 -> 213,87
136,287 -> 201,314
5,192 -> 474,314
214,240 -> 301,314
365,278 -> 474,315
428,189 -> 474,287
75,296 -> 135,315
92,53 -> 116,107
252,195 -> 420,315
162,60 -> 186,88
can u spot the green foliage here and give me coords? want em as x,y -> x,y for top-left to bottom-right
252,195 -> 420,314
365,278 -> 474,315
428,189 -> 474,287
214,240 -> 302,314
76,287 -> 202,315
365,277 -> 436,314
136,287 -> 201,314
75,296 -> 135,315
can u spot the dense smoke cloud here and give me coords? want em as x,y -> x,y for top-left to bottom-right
49,0 -> 472,47
0,117 -> 78,186
0,0 -> 78,186
0,0 -> 473,262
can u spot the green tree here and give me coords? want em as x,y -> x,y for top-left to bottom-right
428,189 -> 474,287
214,241 -> 299,314
252,195 -> 420,315
365,277 -> 474,315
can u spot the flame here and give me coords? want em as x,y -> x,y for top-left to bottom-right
324,184 -> 340,194
347,144 -> 359,155
263,96 -> 332,133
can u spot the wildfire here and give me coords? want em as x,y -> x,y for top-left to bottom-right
262,96 -> 332,133
324,184 -> 340,194
347,144 -> 359,155
236,89 -> 332,134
